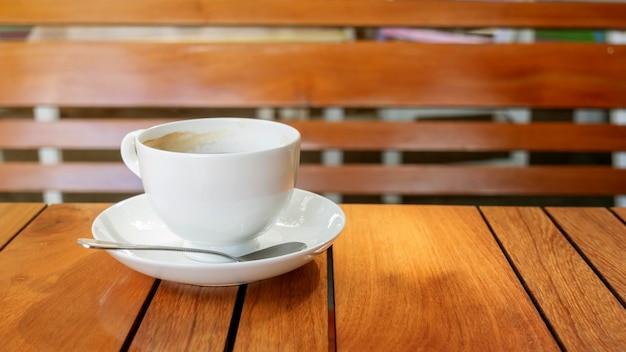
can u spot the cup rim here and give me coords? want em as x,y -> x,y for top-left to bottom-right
135,117 -> 301,156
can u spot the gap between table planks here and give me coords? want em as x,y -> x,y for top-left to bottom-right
546,207 -> 626,305
481,207 -> 626,352
0,204 -> 156,351
128,282 -> 239,352
129,253 -> 329,351
0,203 -> 45,249
332,205 -> 558,351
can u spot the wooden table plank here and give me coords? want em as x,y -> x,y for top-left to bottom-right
546,207 -> 626,304
0,203 -> 45,248
333,205 -> 557,351
130,282 -> 238,352
0,204 -> 156,351
612,207 -> 626,222
235,253 -> 329,351
481,207 -> 626,352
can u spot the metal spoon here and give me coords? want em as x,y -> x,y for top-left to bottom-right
77,238 -> 307,262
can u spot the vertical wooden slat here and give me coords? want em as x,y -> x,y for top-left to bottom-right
333,205 -> 556,351
481,207 -> 626,352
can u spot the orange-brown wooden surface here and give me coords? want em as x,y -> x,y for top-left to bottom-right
2,42 -> 625,109
2,118 -> 625,197
130,282 -> 238,352
2,1 -> 626,201
481,207 -> 626,352
3,163 -> 626,197
235,254 -> 328,351
297,165 -> 626,196
0,118 -> 175,149
2,203 -> 624,349
3,119 -> 626,152
0,203 -> 44,248
546,207 -> 626,304
295,121 -> 626,152
612,207 -> 626,222
0,204 -> 155,350
332,205 -> 557,351
1,0 -> 625,28
0,163 -> 142,193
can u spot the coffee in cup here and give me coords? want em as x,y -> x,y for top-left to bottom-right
120,118 -> 301,251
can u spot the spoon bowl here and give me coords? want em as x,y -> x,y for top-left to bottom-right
77,238 -> 307,262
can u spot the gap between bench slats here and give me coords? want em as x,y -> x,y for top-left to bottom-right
1,0 -> 625,28
1,163 -> 625,196
1,119 -> 625,152
1,42 -> 625,108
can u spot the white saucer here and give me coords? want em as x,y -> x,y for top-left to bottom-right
91,189 -> 346,286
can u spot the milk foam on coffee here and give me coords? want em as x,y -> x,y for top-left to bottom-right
144,131 -> 240,154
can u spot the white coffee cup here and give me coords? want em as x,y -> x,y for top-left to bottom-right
120,118 -> 300,249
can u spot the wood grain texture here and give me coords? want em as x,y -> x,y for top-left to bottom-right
294,121 -> 626,152
296,165 -> 626,196
0,203 -> 44,248
0,163 -> 142,193
1,0 -> 625,28
612,207 -> 626,222
130,282 -> 238,352
545,207 -> 626,304
2,163 -> 626,196
2,42 -> 625,108
333,205 -> 557,351
3,119 -> 626,152
0,118 -> 176,149
235,254 -> 328,351
0,204 -> 156,350
1,118 -> 625,197
481,207 -> 626,352
2,0 -> 625,201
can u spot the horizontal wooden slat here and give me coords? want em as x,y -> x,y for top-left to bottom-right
3,163 -> 624,196
1,1 -> 625,201
0,163 -> 143,193
1,0 -> 625,28
1,42 -> 625,108
297,165 -> 626,196
0,119 -> 176,149
2,119 -> 626,152
293,121 -> 626,152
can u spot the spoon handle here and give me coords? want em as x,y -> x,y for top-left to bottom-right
77,238 -> 243,261
77,238 -> 307,262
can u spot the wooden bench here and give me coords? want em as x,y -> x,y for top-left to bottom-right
1,0 -> 626,205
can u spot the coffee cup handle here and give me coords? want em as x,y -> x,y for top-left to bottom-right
120,130 -> 144,178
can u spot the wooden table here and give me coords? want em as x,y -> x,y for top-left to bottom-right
1,203 -> 625,351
